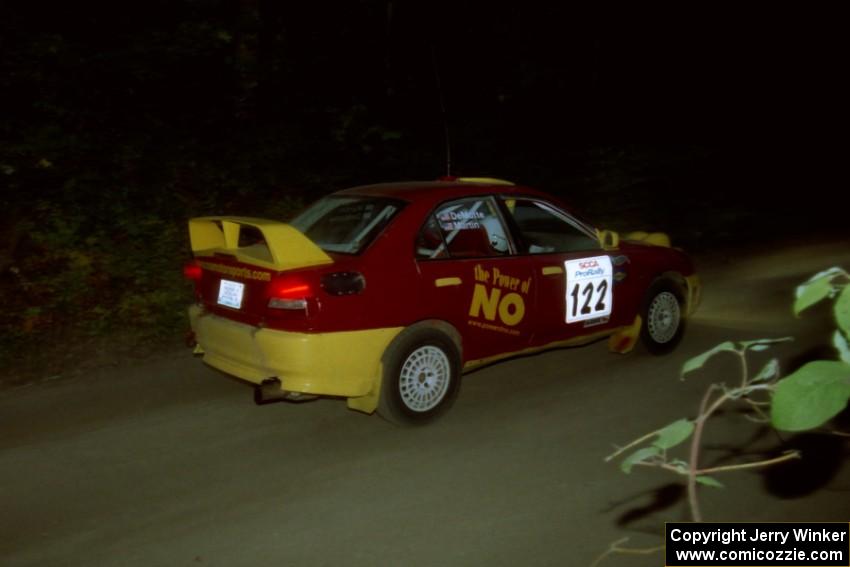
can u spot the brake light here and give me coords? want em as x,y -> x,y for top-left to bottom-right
183,261 -> 202,280
268,276 -> 313,310
271,283 -> 310,297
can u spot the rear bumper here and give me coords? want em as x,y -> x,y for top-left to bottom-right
188,305 -> 402,399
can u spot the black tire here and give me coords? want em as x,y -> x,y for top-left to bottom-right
640,278 -> 685,355
377,327 -> 461,425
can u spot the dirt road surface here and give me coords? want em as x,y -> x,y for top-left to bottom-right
2,240 -> 849,566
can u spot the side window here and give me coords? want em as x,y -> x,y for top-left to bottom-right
501,198 -> 599,254
416,197 -> 512,259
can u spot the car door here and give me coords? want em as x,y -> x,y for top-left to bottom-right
414,196 -> 536,364
497,196 -> 637,348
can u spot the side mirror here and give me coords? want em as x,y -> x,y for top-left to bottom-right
598,229 -> 620,250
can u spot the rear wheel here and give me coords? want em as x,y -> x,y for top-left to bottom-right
378,328 -> 461,425
640,279 -> 685,355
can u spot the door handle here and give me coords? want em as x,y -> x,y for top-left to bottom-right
541,266 -> 564,276
435,277 -> 462,287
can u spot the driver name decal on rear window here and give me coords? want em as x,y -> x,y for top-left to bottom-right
467,264 -> 532,336
437,209 -> 484,231
565,255 -> 613,323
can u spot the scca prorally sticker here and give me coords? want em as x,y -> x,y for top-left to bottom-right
565,255 -> 613,323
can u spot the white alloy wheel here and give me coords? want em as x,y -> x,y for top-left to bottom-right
398,345 -> 451,412
646,291 -> 681,344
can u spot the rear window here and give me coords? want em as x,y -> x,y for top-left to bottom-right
290,196 -> 402,254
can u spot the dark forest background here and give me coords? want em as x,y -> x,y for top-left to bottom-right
1,1 -> 847,378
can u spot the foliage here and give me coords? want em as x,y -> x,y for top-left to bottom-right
606,267 -> 850,523
772,268 -> 850,430
772,361 -> 850,431
2,201 -> 187,342
0,2 -> 419,377
0,176 -> 306,378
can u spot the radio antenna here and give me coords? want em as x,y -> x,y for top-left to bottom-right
430,44 -> 451,177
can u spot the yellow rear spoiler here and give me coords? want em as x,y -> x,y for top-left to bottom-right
189,216 -> 333,271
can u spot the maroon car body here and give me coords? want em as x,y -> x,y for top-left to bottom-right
186,177 -> 701,423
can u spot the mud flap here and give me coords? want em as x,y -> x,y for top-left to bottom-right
346,363 -> 384,414
608,315 -> 642,354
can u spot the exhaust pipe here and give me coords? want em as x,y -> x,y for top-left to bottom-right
254,379 -> 289,405
254,379 -> 317,405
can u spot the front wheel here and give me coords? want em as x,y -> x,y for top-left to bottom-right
640,279 -> 685,355
378,328 -> 461,425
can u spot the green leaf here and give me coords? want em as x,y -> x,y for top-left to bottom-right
740,337 -> 793,353
681,342 -> 737,378
834,331 -> 850,364
771,361 -> 850,431
835,286 -> 850,335
794,268 -> 844,315
696,475 -> 725,488
752,359 -> 780,383
653,419 -> 694,450
740,337 -> 793,349
668,459 -> 690,474
797,267 -> 847,292
620,446 -> 661,474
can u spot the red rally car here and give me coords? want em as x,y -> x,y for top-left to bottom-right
185,177 -> 701,424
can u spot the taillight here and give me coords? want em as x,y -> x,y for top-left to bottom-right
268,276 -> 313,310
183,261 -> 202,280
320,272 -> 365,296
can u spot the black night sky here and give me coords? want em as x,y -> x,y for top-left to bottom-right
1,2 -> 848,355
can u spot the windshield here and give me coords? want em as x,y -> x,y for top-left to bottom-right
290,196 -> 402,254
